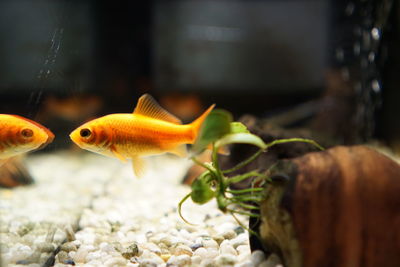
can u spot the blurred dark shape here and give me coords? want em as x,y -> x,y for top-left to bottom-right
153,0 -> 328,93
159,93 -> 204,122
378,0 -> 400,151
37,94 -> 103,122
320,0 -> 396,144
0,158 -> 34,188
0,0 -> 94,92
312,70 -> 359,144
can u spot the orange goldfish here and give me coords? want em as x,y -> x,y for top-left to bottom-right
70,94 -> 215,177
0,115 -> 55,166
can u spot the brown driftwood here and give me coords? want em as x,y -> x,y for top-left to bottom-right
259,145 -> 400,267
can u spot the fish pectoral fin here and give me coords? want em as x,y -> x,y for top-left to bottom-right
169,144 -> 188,158
132,156 -> 146,178
133,94 -> 182,124
0,159 -> 9,167
111,146 -> 127,162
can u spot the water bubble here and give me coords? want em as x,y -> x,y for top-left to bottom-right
361,58 -> 368,68
363,30 -> 371,49
354,26 -> 362,36
368,52 -> 375,62
341,67 -> 350,81
345,2 -> 355,16
336,48 -> 344,61
371,80 -> 381,93
371,28 -> 381,40
354,82 -> 362,93
353,43 -> 361,56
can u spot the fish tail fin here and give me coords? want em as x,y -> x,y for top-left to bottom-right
190,104 -> 215,142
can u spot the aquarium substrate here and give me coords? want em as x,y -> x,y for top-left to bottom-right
0,152 -> 280,267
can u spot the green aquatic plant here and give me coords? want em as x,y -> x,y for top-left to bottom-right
178,109 -> 324,229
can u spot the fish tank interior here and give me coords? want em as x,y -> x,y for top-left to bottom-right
0,0 -> 399,266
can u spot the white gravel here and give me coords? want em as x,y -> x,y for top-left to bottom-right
0,151 -> 282,267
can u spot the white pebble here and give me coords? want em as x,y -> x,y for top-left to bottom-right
172,244 -> 193,256
215,253 -> 237,266
237,245 -> 250,255
191,255 -> 202,265
193,247 -> 208,258
178,229 -> 193,241
167,254 -> 191,266
86,251 -> 102,262
138,259 -> 159,267
235,260 -> 255,267
86,259 -> 103,266
142,242 -> 161,255
73,245 -> 95,263
103,257 -> 127,266
201,238 -> 219,249
139,250 -> 164,265
250,250 -> 266,266
206,248 -> 219,259
219,240 -> 237,256
221,229 -> 237,240
231,233 -> 248,248
68,251 -> 76,259
258,254 -> 283,267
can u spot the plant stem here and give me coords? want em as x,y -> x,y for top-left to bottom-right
227,188 -> 264,194
228,201 -> 260,210
211,143 -> 227,204
228,171 -> 269,185
226,208 -> 260,218
230,212 -> 260,238
229,195 -> 264,202
265,138 -> 324,151
222,149 -> 264,174
178,193 -> 197,225
191,157 -> 215,173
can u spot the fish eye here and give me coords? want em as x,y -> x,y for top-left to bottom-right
21,128 -> 34,138
80,128 -> 92,138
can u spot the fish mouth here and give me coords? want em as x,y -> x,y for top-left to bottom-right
37,130 -> 55,150
69,130 -> 84,148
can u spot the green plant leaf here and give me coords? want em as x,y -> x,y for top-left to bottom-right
193,109 -> 232,153
230,122 -> 249,134
190,172 -> 215,204
215,133 -> 267,150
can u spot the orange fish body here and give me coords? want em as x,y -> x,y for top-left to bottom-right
0,114 -> 54,166
70,94 -> 214,177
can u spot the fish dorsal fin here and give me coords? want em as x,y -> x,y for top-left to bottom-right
133,94 -> 182,124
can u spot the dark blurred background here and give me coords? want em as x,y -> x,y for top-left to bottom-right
0,0 -> 398,149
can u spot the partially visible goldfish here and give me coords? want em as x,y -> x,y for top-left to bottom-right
70,94 -> 215,177
0,115 -> 55,166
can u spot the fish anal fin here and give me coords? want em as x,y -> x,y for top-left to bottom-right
169,144 -> 188,158
132,156 -> 146,178
133,94 -> 182,124
111,145 -> 127,162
